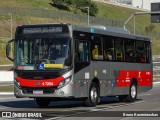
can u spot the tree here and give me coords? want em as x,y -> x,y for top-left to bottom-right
50,0 -> 98,16
73,0 -> 98,16
145,24 -> 155,35
88,2 -> 98,16
51,0 -> 71,10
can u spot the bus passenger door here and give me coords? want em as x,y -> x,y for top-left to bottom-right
74,40 -> 90,98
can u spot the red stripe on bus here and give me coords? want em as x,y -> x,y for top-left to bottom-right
16,76 -> 64,87
116,70 -> 152,87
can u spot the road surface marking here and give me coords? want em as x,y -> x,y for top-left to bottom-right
138,94 -> 151,96
45,98 -> 160,120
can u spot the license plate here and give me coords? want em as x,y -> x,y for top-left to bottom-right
33,90 -> 43,95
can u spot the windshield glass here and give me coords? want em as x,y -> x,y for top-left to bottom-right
15,38 -> 71,70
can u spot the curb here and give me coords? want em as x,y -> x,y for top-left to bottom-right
153,81 -> 160,84
0,92 -> 14,95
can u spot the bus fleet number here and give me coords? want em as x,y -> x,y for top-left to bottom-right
42,82 -> 54,86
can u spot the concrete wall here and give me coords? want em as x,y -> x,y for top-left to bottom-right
132,0 -> 160,11
0,71 -> 13,82
97,0 -> 160,11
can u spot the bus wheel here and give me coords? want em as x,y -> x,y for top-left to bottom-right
84,82 -> 99,107
125,82 -> 137,102
36,98 -> 50,107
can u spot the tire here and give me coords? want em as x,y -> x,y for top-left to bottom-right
125,82 -> 137,102
84,82 -> 99,107
36,98 -> 50,107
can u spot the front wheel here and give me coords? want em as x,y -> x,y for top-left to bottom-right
125,82 -> 137,102
35,98 -> 50,107
84,82 -> 99,107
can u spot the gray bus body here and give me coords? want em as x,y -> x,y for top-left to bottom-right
6,23 -> 152,107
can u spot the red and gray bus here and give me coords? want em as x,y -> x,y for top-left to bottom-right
6,23 -> 152,107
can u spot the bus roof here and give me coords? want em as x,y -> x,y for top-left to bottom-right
72,24 -> 150,41
16,23 -> 150,41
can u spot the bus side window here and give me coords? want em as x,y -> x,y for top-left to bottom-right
125,40 -> 136,62
103,36 -> 114,61
116,50 -> 123,61
114,39 -> 124,61
104,49 -> 113,60
125,50 -> 135,62
91,36 -> 103,60
92,44 -> 99,59
145,42 -> 151,63
136,41 -> 146,63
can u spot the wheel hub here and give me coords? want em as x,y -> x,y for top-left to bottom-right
90,87 -> 97,103
131,85 -> 136,98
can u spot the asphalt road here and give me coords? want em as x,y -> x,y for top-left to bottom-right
0,82 -> 160,120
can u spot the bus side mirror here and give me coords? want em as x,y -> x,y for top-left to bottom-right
6,44 -> 11,56
6,39 -> 14,62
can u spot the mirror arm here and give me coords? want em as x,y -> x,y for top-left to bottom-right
7,39 -> 14,44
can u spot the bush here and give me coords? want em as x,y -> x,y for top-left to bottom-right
51,0 -> 98,16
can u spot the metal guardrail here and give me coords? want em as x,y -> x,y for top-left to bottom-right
0,6 -> 124,27
1,6 -> 160,37
0,64 -> 13,67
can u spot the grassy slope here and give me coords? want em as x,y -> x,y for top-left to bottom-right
0,40 -> 7,64
0,85 -> 13,92
0,0 -> 160,65
1,0 -> 160,32
95,2 -> 160,55
0,0 -> 54,10
96,2 -> 160,32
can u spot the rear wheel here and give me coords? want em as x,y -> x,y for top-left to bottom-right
36,98 -> 50,107
125,82 -> 137,102
84,82 -> 99,107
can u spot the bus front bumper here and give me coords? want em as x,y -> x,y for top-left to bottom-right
14,82 -> 74,98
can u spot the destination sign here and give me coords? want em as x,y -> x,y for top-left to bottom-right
23,27 -> 63,34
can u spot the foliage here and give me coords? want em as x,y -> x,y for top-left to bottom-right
145,24 -> 156,35
51,0 -> 98,16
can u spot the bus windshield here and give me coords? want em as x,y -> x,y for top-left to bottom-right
15,37 -> 71,70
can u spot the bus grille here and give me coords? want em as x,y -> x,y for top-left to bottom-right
22,87 -> 56,94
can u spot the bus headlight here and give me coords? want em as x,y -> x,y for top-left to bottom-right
14,79 -> 21,89
58,77 -> 71,88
